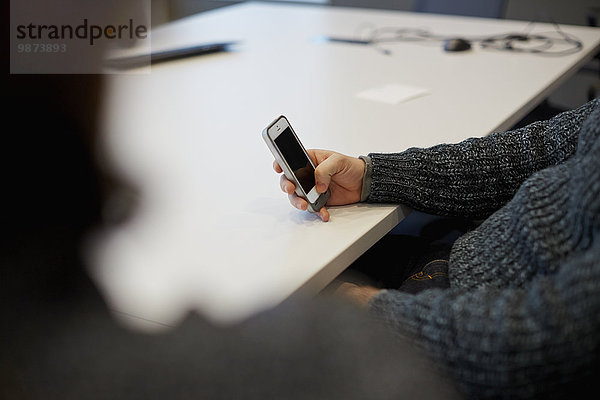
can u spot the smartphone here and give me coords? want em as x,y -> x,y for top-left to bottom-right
263,115 -> 330,213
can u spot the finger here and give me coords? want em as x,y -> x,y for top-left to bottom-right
288,193 -> 308,211
273,160 -> 283,173
307,149 -> 336,166
314,154 -> 343,193
280,174 -> 295,194
318,206 -> 330,222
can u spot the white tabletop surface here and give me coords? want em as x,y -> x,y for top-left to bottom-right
94,1 -> 600,329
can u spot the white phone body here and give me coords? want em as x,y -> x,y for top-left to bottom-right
262,115 -> 330,213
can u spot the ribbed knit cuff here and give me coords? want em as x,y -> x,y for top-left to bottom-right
358,155 -> 372,202
367,289 -> 389,311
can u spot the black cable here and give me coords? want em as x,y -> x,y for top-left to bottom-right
354,21 -> 583,57
479,23 -> 583,56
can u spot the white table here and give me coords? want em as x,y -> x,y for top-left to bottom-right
94,1 -> 600,329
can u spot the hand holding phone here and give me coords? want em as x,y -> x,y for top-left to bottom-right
264,116 -> 366,221
263,116 -> 331,214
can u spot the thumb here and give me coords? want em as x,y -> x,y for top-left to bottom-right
314,154 -> 343,193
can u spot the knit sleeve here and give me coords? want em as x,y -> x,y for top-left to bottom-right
367,98 -> 599,218
368,245 -> 600,399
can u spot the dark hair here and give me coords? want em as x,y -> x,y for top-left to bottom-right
5,75 -> 104,234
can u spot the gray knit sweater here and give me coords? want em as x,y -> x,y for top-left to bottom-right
365,98 -> 600,399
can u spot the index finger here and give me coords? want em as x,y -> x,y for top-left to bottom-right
273,160 -> 283,173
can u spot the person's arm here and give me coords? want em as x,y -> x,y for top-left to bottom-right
366,99 -> 599,219
368,245 -> 600,399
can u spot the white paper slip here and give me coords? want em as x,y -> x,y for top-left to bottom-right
356,83 -> 431,105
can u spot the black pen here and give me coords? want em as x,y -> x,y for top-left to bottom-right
105,41 -> 239,69
324,37 -> 372,45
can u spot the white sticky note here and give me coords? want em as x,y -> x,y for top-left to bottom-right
356,83 -> 431,105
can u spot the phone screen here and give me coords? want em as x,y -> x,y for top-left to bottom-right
274,127 -> 315,194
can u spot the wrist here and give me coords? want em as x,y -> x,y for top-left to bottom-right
335,282 -> 380,309
358,155 -> 372,202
